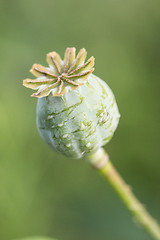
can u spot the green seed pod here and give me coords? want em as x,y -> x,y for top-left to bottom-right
23,48 -> 120,159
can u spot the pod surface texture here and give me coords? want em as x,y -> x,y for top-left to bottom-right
37,74 -> 120,159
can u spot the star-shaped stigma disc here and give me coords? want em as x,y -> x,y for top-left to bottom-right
23,48 -> 95,97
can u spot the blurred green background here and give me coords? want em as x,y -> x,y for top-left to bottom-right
0,0 -> 160,240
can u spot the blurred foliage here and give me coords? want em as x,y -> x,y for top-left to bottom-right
0,0 -> 160,240
14,238 -> 56,240
14,237 -> 56,240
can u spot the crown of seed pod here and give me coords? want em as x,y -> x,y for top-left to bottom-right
23,47 -> 120,159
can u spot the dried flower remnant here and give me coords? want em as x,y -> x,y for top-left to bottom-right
23,48 -> 95,97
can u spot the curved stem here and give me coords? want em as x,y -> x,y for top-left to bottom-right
87,148 -> 160,240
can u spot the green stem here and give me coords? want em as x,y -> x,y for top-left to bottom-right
88,148 -> 160,240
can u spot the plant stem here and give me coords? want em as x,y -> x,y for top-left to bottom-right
87,148 -> 160,240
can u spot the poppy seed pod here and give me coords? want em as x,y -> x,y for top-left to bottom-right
23,48 -> 120,159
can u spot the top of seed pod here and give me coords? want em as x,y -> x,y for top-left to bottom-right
23,48 -> 95,97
